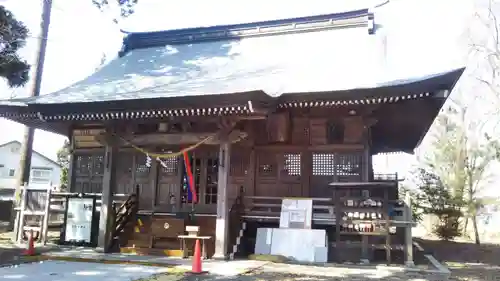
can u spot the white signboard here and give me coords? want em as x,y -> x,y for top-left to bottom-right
279,198 -> 313,229
64,197 -> 94,243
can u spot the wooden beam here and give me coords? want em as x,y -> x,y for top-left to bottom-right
254,144 -> 364,151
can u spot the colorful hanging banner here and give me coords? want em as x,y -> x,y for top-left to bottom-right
183,151 -> 197,203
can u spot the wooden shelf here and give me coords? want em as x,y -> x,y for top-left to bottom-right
340,196 -> 385,201
340,206 -> 383,211
329,181 -> 397,187
332,181 -> 393,264
339,231 -> 387,236
341,219 -> 387,224
330,242 -> 406,250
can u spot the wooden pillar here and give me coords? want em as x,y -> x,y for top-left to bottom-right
175,155 -> 182,212
67,139 -> 75,192
98,142 -> 117,250
247,148 -> 256,196
213,138 -> 231,259
404,192 -> 414,267
150,159 -> 159,211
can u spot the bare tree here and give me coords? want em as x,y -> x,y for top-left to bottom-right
423,100 -> 498,244
471,0 -> 500,106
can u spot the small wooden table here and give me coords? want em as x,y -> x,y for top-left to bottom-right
177,235 -> 212,259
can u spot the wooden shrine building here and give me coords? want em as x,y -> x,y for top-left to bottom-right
0,8 -> 464,262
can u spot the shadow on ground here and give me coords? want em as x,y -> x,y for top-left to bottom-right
174,270 -> 438,281
417,238 -> 500,281
0,246 -> 24,265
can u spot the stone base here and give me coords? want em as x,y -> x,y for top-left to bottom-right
405,261 -> 415,267
212,254 -> 229,261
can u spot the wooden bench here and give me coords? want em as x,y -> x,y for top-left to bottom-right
177,235 -> 212,259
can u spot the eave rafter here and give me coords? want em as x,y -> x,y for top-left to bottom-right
0,100 -> 268,122
277,92 -> 432,108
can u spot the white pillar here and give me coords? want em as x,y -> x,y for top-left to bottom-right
404,192 -> 414,267
214,139 -> 230,259
98,143 -> 116,250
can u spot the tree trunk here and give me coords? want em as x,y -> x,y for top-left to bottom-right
472,214 -> 480,245
464,217 -> 469,235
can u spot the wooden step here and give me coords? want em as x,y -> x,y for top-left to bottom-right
126,238 -> 151,248
120,247 -> 183,257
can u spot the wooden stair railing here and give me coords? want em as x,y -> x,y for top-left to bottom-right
227,186 -> 245,259
107,186 -> 140,252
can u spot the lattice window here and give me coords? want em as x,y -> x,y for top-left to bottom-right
92,155 -> 105,176
75,155 -> 92,176
204,158 -> 218,204
335,153 -> 362,180
160,157 -> 178,174
312,153 -> 335,176
134,154 -> 150,178
284,153 -> 301,176
258,164 -> 274,176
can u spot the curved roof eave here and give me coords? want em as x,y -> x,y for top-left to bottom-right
276,67 -> 465,103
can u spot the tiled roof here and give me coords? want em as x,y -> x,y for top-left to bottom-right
8,9 -> 374,106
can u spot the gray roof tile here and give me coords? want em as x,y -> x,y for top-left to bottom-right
21,20 -> 377,105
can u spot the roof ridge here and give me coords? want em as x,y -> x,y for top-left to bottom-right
119,8 -> 374,56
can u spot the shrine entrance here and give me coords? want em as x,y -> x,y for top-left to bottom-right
180,149 -> 219,213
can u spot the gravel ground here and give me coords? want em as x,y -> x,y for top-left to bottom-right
0,228 -> 495,281
144,268 -> 440,281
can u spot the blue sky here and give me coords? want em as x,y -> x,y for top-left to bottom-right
0,0 -> 471,174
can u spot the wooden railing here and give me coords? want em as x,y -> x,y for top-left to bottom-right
107,186 -> 140,252
242,195 -> 415,227
226,186 -> 245,257
242,196 -> 335,223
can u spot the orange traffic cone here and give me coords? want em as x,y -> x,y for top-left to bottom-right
23,230 -> 35,256
188,239 -> 207,275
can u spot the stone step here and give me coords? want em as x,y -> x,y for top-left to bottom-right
120,247 -> 183,257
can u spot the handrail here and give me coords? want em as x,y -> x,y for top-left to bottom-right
245,196 -> 333,202
107,186 -> 140,253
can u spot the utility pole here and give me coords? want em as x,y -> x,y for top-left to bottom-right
12,0 -> 53,237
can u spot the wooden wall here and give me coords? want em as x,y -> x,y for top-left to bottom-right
70,111 -> 371,210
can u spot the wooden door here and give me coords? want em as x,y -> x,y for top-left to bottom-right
134,153 -> 153,210
180,149 -> 218,213
309,152 -> 336,198
73,152 -> 104,193
229,148 -> 250,199
156,156 -> 181,212
115,151 -> 134,195
278,152 -> 302,197
255,151 -> 303,197
255,151 -> 279,196
309,152 -> 364,198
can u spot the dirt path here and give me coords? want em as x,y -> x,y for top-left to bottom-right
417,238 -> 500,281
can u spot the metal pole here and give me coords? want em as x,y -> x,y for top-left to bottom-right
13,0 -> 53,241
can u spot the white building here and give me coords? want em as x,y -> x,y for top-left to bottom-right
0,140 -> 61,190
